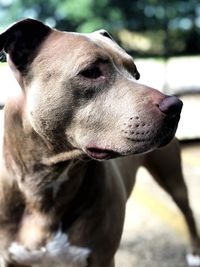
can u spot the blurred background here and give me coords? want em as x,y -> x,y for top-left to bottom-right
0,1 -> 200,266
1,0 -> 200,139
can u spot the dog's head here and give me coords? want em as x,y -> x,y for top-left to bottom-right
0,19 -> 182,160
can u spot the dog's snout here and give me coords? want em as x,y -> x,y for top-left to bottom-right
159,96 -> 183,116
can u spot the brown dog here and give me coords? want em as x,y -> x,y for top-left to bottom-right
0,19 -> 199,267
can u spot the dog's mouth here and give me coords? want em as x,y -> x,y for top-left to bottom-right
86,147 -> 120,160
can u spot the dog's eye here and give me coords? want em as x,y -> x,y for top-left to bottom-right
80,66 -> 102,79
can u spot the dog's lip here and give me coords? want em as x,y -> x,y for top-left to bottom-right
86,146 -> 120,160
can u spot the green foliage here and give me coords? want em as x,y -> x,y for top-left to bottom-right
58,0 -> 93,21
0,0 -> 200,56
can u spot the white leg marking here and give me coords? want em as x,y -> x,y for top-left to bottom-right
0,256 -> 6,267
186,253 -> 200,266
9,243 -> 46,265
9,231 -> 91,267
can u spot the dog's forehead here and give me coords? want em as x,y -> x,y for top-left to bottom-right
40,30 -> 134,66
84,30 -> 135,64
33,29 -> 139,79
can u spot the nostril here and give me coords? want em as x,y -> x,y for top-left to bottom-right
159,96 -> 183,116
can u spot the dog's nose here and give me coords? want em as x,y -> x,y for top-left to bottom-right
159,96 -> 183,116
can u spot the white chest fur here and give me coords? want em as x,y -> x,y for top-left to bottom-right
9,230 -> 91,267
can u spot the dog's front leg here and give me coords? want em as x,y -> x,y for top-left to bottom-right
16,209 -> 54,250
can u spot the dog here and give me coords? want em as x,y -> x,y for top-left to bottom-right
0,18 -> 199,267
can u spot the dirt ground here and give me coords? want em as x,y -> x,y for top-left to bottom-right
116,142 -> 200,267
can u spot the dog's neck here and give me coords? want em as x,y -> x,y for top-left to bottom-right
0,100 -> 91,250
1,98 -> 88,224
2,98 -> 84,181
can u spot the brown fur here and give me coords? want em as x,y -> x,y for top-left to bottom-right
0,19 -> 199,267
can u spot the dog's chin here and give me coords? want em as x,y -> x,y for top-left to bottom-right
126,132 -> 177,155
158,134 -> 175,148
86,147 -> 120,160
84,129 -> 176,161
156,125 -> 178,148
85,143 -> 157,161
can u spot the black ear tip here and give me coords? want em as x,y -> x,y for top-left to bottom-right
6,18 -> 51,34
99,29 -> 113,40
16,18 -> 47,27
135,71 -> 140,80
21,18 -> 40,23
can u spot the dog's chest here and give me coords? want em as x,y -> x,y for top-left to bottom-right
8,231 -> 91,267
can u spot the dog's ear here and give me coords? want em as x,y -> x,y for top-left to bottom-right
97,29 -> 140,80
0,18 -> 51,85
98,29 -> 114,40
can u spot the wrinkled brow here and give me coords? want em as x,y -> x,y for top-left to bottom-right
74,52 -> 110,73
